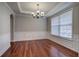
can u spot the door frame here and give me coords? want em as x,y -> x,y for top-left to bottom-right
10,14 -> 14,43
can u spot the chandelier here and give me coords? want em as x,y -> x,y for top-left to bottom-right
32,4 -> 44,19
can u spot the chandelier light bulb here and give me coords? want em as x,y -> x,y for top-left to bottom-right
37,10 -> 40,13
41,12 -> 44,16
32,4 -> 44,18
32,12 -> 34,14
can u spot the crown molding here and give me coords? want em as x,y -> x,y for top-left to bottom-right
17,2 -> 32,14
5,2 -> 15,15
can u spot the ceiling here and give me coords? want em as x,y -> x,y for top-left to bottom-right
7,2 -> 78,17
7,2 -> 60,15
19,2 -> 59,14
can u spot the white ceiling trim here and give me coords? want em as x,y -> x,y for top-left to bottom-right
17,2 -> 32,14
5,2 -> 15,14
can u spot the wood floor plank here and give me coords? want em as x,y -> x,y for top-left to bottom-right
2,39 -> 78,57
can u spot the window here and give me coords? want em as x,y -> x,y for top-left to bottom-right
51,9 -> 72,38
51,16 -> 59,36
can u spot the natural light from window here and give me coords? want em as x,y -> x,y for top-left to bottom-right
51,9 -> 72,39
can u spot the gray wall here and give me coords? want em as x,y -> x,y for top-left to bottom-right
47,5 -> 79,53
14,14 -> 47,41
0,2 -> 14,56
15,15 -> 47,32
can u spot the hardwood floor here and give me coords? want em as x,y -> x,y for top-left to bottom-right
2,39 -> 78,57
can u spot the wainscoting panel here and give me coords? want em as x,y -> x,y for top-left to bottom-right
0,33 -> 10,56
14,31 -> 48,42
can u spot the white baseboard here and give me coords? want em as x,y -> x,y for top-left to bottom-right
0,44 -> 10,56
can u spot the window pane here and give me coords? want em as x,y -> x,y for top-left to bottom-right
51,16 -> 59,25
51,25 -> 59,35
60,25 -> 72,38
60,10 -> 72,25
